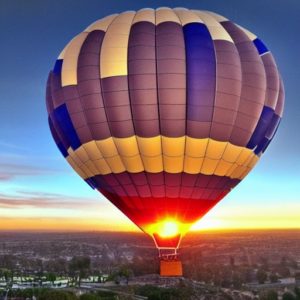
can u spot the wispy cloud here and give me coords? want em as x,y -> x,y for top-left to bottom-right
0,161 -> 67,181
0,190 -> 99,209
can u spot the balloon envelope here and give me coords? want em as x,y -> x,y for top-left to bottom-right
46,8 -> 284,249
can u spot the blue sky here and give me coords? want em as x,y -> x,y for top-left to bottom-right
0,0 -> 299,231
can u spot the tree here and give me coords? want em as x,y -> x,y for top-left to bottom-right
282,292 -> 296,300
256,269 -> 267,284
69,256 -> 91,287
269,272 -> 278,283
259,290 -> 278,300
39,290 -> 77,300
46,272 -> 56,285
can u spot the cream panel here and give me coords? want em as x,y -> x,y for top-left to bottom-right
132,8 -> 155,24
100,12 -> 135,78
84,14 -> 118,32
174,8 -> 203,25
237,24 -> 257,41
192,10 -> 233,42
156,7 -> 181,25
203,11 -> 228,22
61,32 -> 88,86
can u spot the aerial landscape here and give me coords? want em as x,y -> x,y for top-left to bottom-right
0,0 -> 299,299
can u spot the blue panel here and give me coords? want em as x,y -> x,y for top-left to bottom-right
247,106 -> 274,149
253,38 -> 268,55
183,23 -> 216,111
254,137 -> 269,155
48,117 -> 68,157
53,104 -> 81,150
53,59 -> 63,75
265,114 -> 281,139
85,177 -> 96,189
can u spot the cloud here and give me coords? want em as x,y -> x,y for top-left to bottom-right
0,161 -> 66,181
0,190 -> 100,210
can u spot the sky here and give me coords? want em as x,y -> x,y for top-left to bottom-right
0,0 -> 299,233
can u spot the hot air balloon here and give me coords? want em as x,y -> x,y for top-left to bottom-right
46,8 -> 284,276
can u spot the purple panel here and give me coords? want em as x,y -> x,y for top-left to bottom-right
164,173 -> 182,187
146,172 -> 165,186
101,76 -> 134,138
156,21 -> 186,137
210,40 -> 241,141
275,79 -> 284,117
46,73 -> 54,114
127,26 -> 158,136
221,21 -> 266,147
129,172 -> 148,186
261,53 -> 280,110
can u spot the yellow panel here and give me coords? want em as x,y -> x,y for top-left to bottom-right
84,14 -> 118,32
214,159 -> 234,176
85,160 -> 99,175
142,155 -> 164,173
206,140 -> 227,160
192,11 -> 233,42
74,146 -> 90,163
201,158 -> 219,175
240,167 -> 251,179
162,136 -> 185,157
163,156 -> 184,173
185,137 -> 208,158
226,163 -> 238,178
96,138 -> 118,158
66,156 -> 87,179
248,155 -> 259,168
105,156 -> 126,173
61,32 -> 88,86
113,136 -> 139,157
94,159 -> 111,175
156,7 -> 181,25
100,12 -> 135,78
236,24 -> 257,41
222,144 -> 243,163
203,10 -> 228,22
83,141 -> 103,160
137,136 -> 162,157
67,148 -> 82,167
236,148 -> 253,165
174,8 -> 203,25
79,162 -> 94,178
122,155 -> 144,173
184,156 -> 204,174
132,8 -> 155,24
231,165 -> 248,179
